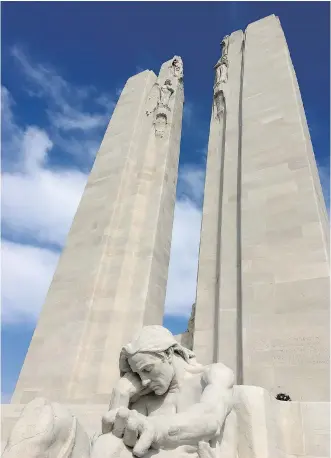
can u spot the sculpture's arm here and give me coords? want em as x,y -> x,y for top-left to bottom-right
102,373 -> 150,433
108,373 -> 138,410
109,373 -> 152,410
153,363 -> 235,446
130,363 -> 235,456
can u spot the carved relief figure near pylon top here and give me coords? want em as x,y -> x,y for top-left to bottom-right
151,79 -> 175,138
171,56 -> 183,80
214,34 -> 230,88
159,79 -> 175,109
221,35 -> 230,57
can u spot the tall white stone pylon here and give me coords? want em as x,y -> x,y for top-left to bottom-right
194,30 -> 244,382
12,57 -> 184,404
194,15 -> 329,401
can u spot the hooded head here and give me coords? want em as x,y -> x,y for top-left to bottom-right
119,326 -> 196,395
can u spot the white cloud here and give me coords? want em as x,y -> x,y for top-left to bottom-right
1,86 -> 88,247
2,168 -> 87,247
11,46 -> 113,125
9,47 -> 114,164
177,165 -> 206,207
1,241 -> 59,323
21,126 -> 53,172
164,163 -> 205,317
183,101 -> 194,127
1,87 -> 23,164
50,111 -> 109,131
1,81 -> 90,323
164,198 -> 202,317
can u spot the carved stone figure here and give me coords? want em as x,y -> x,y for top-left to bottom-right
92,326 -> 237,457
153,112 -> 168,138
150,80 -> 175,137
221,35 -> 230,58
214,89 -> 226,120
171,57 -> 184,80
3,326 -> 237,458
214,35 -> 230,88
159,79 -> 174,109
214,56 -> 228,87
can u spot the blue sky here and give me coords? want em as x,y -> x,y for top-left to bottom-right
1,2 -> 330,402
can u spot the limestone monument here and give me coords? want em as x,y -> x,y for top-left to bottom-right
2,14 -> 330,458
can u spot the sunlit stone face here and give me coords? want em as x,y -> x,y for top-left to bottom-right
128,352 -> 174,396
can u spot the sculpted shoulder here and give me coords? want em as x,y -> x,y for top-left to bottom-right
202,362 -> 235,389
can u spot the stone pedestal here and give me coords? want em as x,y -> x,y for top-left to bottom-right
2,387 -> 329,457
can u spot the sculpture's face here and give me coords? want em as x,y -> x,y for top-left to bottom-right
128,352 -> 175,395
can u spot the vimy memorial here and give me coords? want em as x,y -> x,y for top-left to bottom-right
2,15 -> 330,458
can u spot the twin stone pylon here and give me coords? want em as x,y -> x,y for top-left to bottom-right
12,57 -> 184,405
193,15 -> 329,402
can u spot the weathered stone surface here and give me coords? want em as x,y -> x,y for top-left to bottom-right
12,57 -> 184,405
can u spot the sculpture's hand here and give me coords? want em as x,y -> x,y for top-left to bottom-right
102,408 -> 121,434
103,407 -> 165,457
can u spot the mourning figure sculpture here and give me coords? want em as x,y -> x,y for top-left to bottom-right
3,326 -> 237,458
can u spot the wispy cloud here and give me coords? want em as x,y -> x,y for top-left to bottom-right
2,241 -> 59,322
183,100 -> 194,128
1,56 -> 96,323
177,165 -> 206,207
164,197 -> 202,317
164,163 -> 205,317
11,46 -> 114,124
2,86 -> 88,249
9,47 -> 115,163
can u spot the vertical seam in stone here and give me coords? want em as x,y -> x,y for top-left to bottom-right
236,32 -> 246,385
214,92 -> 227,363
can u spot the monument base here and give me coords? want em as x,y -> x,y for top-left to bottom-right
2,386 -> 329,457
